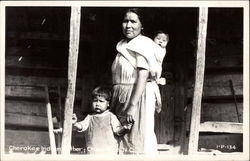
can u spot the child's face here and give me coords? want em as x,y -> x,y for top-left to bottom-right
154,33 -> 168,48
92,96 -> 109,114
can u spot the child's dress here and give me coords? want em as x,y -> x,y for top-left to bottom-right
77,110 -> 122,154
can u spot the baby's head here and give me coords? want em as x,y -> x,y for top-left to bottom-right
91,86 -> 112,114
153,30 -> 169,48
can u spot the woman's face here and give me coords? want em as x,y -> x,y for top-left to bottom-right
122,11 -> 142,40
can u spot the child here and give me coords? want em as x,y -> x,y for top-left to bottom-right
153,30 -> 169,81
72,86 -> 130,155
152,30 -> 169,113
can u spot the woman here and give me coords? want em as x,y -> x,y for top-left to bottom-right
111,8 -> 162,154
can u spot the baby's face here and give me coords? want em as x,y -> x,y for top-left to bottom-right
92,96 -> 109,114
154,33 -> 168,48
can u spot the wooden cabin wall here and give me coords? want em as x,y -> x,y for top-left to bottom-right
185,8 -> 243,153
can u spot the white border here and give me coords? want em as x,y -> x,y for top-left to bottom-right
243,1 -> 249,159
0,1 -> 6,160
0,1 -> 249,161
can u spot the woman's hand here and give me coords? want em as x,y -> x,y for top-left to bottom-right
126,68 -> 149,124
126,105 -> 136,123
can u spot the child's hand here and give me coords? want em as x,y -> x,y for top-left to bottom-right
123,123 -> 133,131
72,113 -> 77,124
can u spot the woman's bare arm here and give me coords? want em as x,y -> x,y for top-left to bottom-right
126,68 -> 149,123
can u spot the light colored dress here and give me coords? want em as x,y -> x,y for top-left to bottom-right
77,110 -> 123,154
111,34 -> 162,154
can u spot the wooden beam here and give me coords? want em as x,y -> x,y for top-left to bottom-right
61,6 -> 81,155
188,7 -> 208,155
199,121 -> 243,133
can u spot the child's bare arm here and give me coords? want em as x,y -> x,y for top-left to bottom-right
72,113 -> 89,132
111,114 -> 133,136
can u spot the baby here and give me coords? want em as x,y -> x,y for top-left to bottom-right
153,30 -> 169,85
72,86 -> 130,154
151,30 -> 169,113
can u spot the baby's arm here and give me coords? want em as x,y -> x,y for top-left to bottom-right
72,113 -> 90,132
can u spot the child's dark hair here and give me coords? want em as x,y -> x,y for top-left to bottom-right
153,30 -> 169,41
91,86 -> 112,102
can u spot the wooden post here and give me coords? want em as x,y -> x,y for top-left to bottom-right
188,7 -> 208,155
45,86 -> 57,154
61,6 -> 81,154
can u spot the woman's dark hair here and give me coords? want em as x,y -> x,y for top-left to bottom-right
124,8 -> 144,26
91,86 -> 112,102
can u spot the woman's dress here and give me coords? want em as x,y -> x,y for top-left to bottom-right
111,35 -> 161,154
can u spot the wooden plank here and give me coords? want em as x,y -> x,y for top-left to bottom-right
201,103 -> 243,123
6,46 -> 67,56
191,86 -> 242,98
205,42 -> 242,58
5,113 -> 48,128
5,100 -> 82,126
6,56 -> 67,69
44,86 -> 57,154
204,74 -> 242,87
5,99 -> 82,113
189,55 -> 243,69
6,67 -> 68,78
5,85 -> 45,98
188,7 -> 208,155
5,129 -> 50,154
61,6 -> 81,154
5,75 -> 84,89
199,122 -> 243,133
7,31 -> 68,41
7,31 -> 93,42
186,103 -> 243,132
5,85 -> 82,100
5,75 -> 68,87
187,74 -> 243,98
5,100 -> 47,116
198,133 -> 243,153
205,56 -> 243,68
